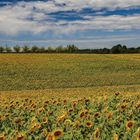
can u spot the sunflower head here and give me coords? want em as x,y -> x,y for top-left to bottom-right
31,122 -> 41,132
126,121 -> 134,130
136,127 -> 140,140
0,114 -> 5,121
38,107 -> 45,113
86,121 -> 93,128
53,129 -> 64,139
72,101 -> 77,108
42,116 -> 48,124
120,103 -> 127,110
64,119 -> 72,126
107,112 -> 113,120
68,108 -> 73,114
16,133 -> 26,140
115,92 -> 120,96
47,133 -> 55,140
14,118 -> 22,125
94,112 -> 100,118
113,133 -> 119,140
0,133 -> 6,140
42,129 -> 48,137
57,113 -> 67,122
136,101 -> 140,109
79,111 -> 85,118
93,128 -> 100,139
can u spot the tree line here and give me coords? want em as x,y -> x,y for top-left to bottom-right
0,44 -> 140,54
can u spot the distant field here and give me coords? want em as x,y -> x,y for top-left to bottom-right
0,54 -> 140,91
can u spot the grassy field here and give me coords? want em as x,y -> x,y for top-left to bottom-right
0,54 -> 140,139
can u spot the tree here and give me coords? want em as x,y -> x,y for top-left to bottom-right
0,46 -> 4,53
38,47 -> 46,53
127,47 -> 138,53
122,45 -> 127,53
56,46 -> 64,53
13,46 -> 21,53
67,44 -> 79,53
5,47 -> 12,53
22,46 -> 30,53
47,46 -> 54,53
111,44 -> 124,54
31,46 -> 39,53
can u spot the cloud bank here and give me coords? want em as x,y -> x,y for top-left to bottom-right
0,0 -> 140,45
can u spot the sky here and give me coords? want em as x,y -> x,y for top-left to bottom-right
0,0 -> 140,48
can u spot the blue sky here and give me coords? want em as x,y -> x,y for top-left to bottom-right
0,0 -> 140,48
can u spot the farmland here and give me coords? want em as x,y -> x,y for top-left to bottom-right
0,54 -> 140,91
0,54 -> 140,139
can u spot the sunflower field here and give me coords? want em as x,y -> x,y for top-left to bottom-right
0,92 -> 140,140
0,54 -> 140,139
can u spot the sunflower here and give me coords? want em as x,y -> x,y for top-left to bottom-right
0,133 -> 6,140
120,103 -> 127,110
31,122 -> 41,132
93,128 -> 100,139
136,101 -> 140,109
79,111 -> 85,118
24,98 -> 29,102
4,113 -> 10,118
68,108 -> 73,113
103,107 -> 108,113
38,107 -> 45,113
74,120 -> 81,128
104,96 -> 107,101
0,114 -> 5,122
72,101 -> 77,108
31,116 -> 37,124
63,100 -> 67,104
64,119 -> 72,125
42,116 -> 48,124
57,113 -> 67,122
30,103 -> 36,109
94,112 -> 100,118
42,129 -> 48,137
44,100 -> 49,104
136,127 -> 140,140
126,121 -> 134,130
14,118 -> 22,125
85,98 -> 90,103
53,129 -> 64,139
16,133 -> 26,140
115,92 -> 120,96
47,133 -> 55,140
86,121 -> 93,128
107,112 -> 113,120
113,133 -> 119,140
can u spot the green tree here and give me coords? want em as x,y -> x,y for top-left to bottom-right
5,47 -> 12,53
22,46 -> 30,53
13,46 -> 21,53
56,46 -> 64,53
31,46 -> 39,53
111,44 -> 125,54
47,46 -> 54,53
0,46 -> 4,53
67,44 -> 79,53
38,47 -> 46,53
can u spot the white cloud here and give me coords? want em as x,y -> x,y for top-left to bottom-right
0,1 -> 140,35
54,0 -> 140,10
